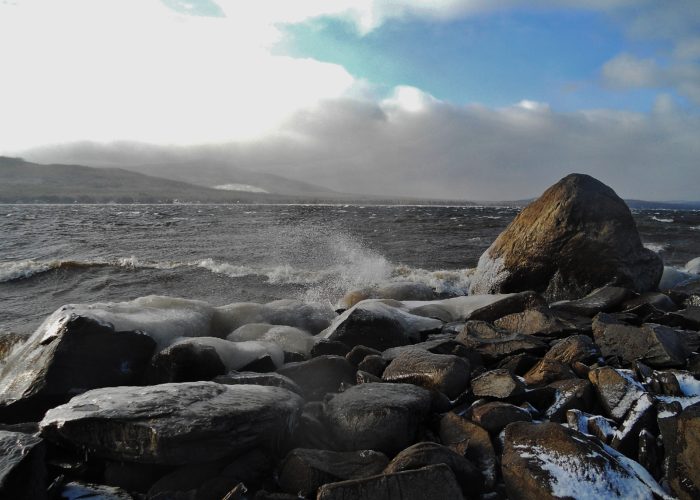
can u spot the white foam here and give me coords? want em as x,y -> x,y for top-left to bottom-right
0,259 -> 53,282
643,242 -> 667,254
651,216 -> 674,223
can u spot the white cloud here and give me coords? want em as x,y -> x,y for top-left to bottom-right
24,94 -> 700,201
0,0 -> 355,150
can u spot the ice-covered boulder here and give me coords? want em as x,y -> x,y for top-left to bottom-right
46,296 -> 216,349
501,422 -> 668,500
277,355 -> 356,400
469,174 -> 663,301
686,257 -> 700,275
227,323 -> 315,357
318,300 -> 442,351
40,382 -> 303,465
403,291 -> 545,323
213,299 -> 336,336
148,337 -> 284,383
0,314 -> 156,423
336,281 -> 439,311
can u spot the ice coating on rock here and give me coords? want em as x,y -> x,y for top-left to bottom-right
659,266 -> 699,290
319,300 -> 443,343
168,337 -> 284,371
40,296 -> 215,349
686,257 -> 700,275
402,293 -> 519,322
213,299 -> 336,336
227,324 -> 315,356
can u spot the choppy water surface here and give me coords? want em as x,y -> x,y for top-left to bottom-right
1,204 -> 699,333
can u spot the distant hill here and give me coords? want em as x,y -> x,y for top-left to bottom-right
124,160 -> 339,197
0,156 -> 293,203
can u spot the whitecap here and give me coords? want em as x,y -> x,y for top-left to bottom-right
0,259 -> 54,282
651,216 -> 673,223
643,242 -> 667,254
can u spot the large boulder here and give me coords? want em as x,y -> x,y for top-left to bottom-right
0,314 -> 156,423
502,422 -> 667,499
39,382 -> 303,465
323,383 -> 432,455
469,174 -> 663,301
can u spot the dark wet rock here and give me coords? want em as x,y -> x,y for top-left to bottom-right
664,402 -> 700,499
310,339 -> 351,358
323,383 -> 432,455
103,461 -> 162,494
0,430 -> 46,500
610,393 -> 656,456
550,286 -> 636,317
502,422 -> 667,499
0,314 -> 156,423
148,450 -> 272,500
213,371 -> 303,395
471,402 -> 532,433
382,349 -> 470,399
544,379 -> 594,422
666,278 -> 700,308
382,338 -> 475,364
566,409 -> 617,444
316,464 -> 464,500
496,353 -> 540,376
278,449 -> 389,496
148,339 -> 227,383
623,292 -> 679,313
494,307 -> 590,338
638,428 -> 661,480
523,358 -> 576,386
663,306 -> 700,331
688,353 -> 700,378
469,174 -> 662,301
345,345 -> 381,366
648,370 -> 683,396
290,402 -> 335,450
336,281 -> 439,311
471,369 -> 525,399
439,412 -> 497,489
588,367 -> 647,421
318,301 -> 442,351
357,354 -> 387,378
356,370 -> 382,384
545,335 -> 601,365
61,482 -> 133,499
593,318 -> 693,368
384,442 -> 483,494
40,382 -> 303,465
277,355 -> 356,400
0,332 -> 29,362
240,354 -> 278,373
456,321 -> 548,363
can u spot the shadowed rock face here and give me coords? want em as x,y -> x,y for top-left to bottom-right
39,382 -> 304,466
469,174 -> 663,301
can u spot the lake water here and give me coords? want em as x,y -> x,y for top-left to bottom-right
1,204 -> 699,333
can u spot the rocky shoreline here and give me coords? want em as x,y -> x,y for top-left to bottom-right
1,174 -> 700,500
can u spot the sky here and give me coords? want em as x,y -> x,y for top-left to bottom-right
1,0 -> 699,200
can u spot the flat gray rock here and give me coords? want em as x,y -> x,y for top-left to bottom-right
40,382 -> 303,465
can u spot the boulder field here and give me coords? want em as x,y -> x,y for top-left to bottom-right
0,173 -> 699,499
